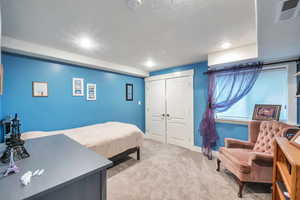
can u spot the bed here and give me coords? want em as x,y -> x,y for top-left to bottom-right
21,122 -> 144,162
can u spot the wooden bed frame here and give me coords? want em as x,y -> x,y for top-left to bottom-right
108,146 -> 140,166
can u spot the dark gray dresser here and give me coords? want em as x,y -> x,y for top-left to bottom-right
0,134 -> 113,200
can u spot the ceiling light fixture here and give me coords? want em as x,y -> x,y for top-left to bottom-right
75,36 -> 96,50
221,42 -> 232,49
145,59 -> 155,68
127,0 -> 143,10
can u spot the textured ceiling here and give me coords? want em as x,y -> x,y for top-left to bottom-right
1,0 -> 256,71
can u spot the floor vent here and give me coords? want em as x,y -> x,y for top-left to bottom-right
276,0 -> 300,22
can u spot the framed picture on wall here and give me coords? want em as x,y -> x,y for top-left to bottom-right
252,104 -> 281,121
87,83 -> 96,101
0,64 -> 3,95
72,78 -> 84,96
126,83 -> 133,101
32,82 -> 48,97
297,81 -> 300,96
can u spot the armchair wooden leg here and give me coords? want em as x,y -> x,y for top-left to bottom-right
237,180 -> 245,198
216,158 -> 221,172
137,147 -> 140,161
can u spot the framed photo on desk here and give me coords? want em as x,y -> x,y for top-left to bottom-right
291,132 -> 300,149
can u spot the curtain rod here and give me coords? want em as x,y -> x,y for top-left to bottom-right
203,57 -> 300,75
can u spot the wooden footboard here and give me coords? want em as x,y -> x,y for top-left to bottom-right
108,147 -> 140,166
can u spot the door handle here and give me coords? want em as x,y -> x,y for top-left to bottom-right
162,114 -> 165,117
166,114 -> 170,117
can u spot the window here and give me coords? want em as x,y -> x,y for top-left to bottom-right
215,65 -> 296,123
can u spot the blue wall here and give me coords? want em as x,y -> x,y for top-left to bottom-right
150,62 -> 248,148
1,52 -> 145,141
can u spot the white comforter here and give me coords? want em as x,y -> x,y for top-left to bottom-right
21,122 -> 144,158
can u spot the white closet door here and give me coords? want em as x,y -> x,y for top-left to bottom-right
147,80 -> 166,143
166,76 -> 193,148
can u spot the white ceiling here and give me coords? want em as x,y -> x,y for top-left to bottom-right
1,0 -> 256,74
257,0 -> 300,61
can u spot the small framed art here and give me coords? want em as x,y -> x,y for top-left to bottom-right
252,104 -> 281,121
73,78 -> 84,96
32,82 -> 48,97
87,83 -> 96,101
297,81 -> 300,96
126,83 -> 133,101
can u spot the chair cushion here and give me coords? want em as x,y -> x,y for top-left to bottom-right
253,121 -> 287,154
219,147 -> 252,174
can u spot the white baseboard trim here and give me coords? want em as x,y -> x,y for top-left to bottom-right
144,133 -> 164,142
143,133 -> 152,139
190,145 -> 202,152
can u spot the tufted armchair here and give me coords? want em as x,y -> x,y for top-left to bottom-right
216,121 -> 298,198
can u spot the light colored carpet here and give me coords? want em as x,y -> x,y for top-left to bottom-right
107,139 -> 271,200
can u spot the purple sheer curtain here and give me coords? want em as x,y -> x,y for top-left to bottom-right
200,63 -> 263,159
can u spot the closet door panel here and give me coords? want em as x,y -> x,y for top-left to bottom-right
147,80 -> 166,143
166,76 -> 193,148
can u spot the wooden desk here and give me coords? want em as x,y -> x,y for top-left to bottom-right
0,135 -> 112,200
272,137 -> 300,200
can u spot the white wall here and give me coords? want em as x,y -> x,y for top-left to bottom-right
208,43 -> 258,67
2,37 -> 149,77
257,0 -> 300,61
287,62 -> 298,125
